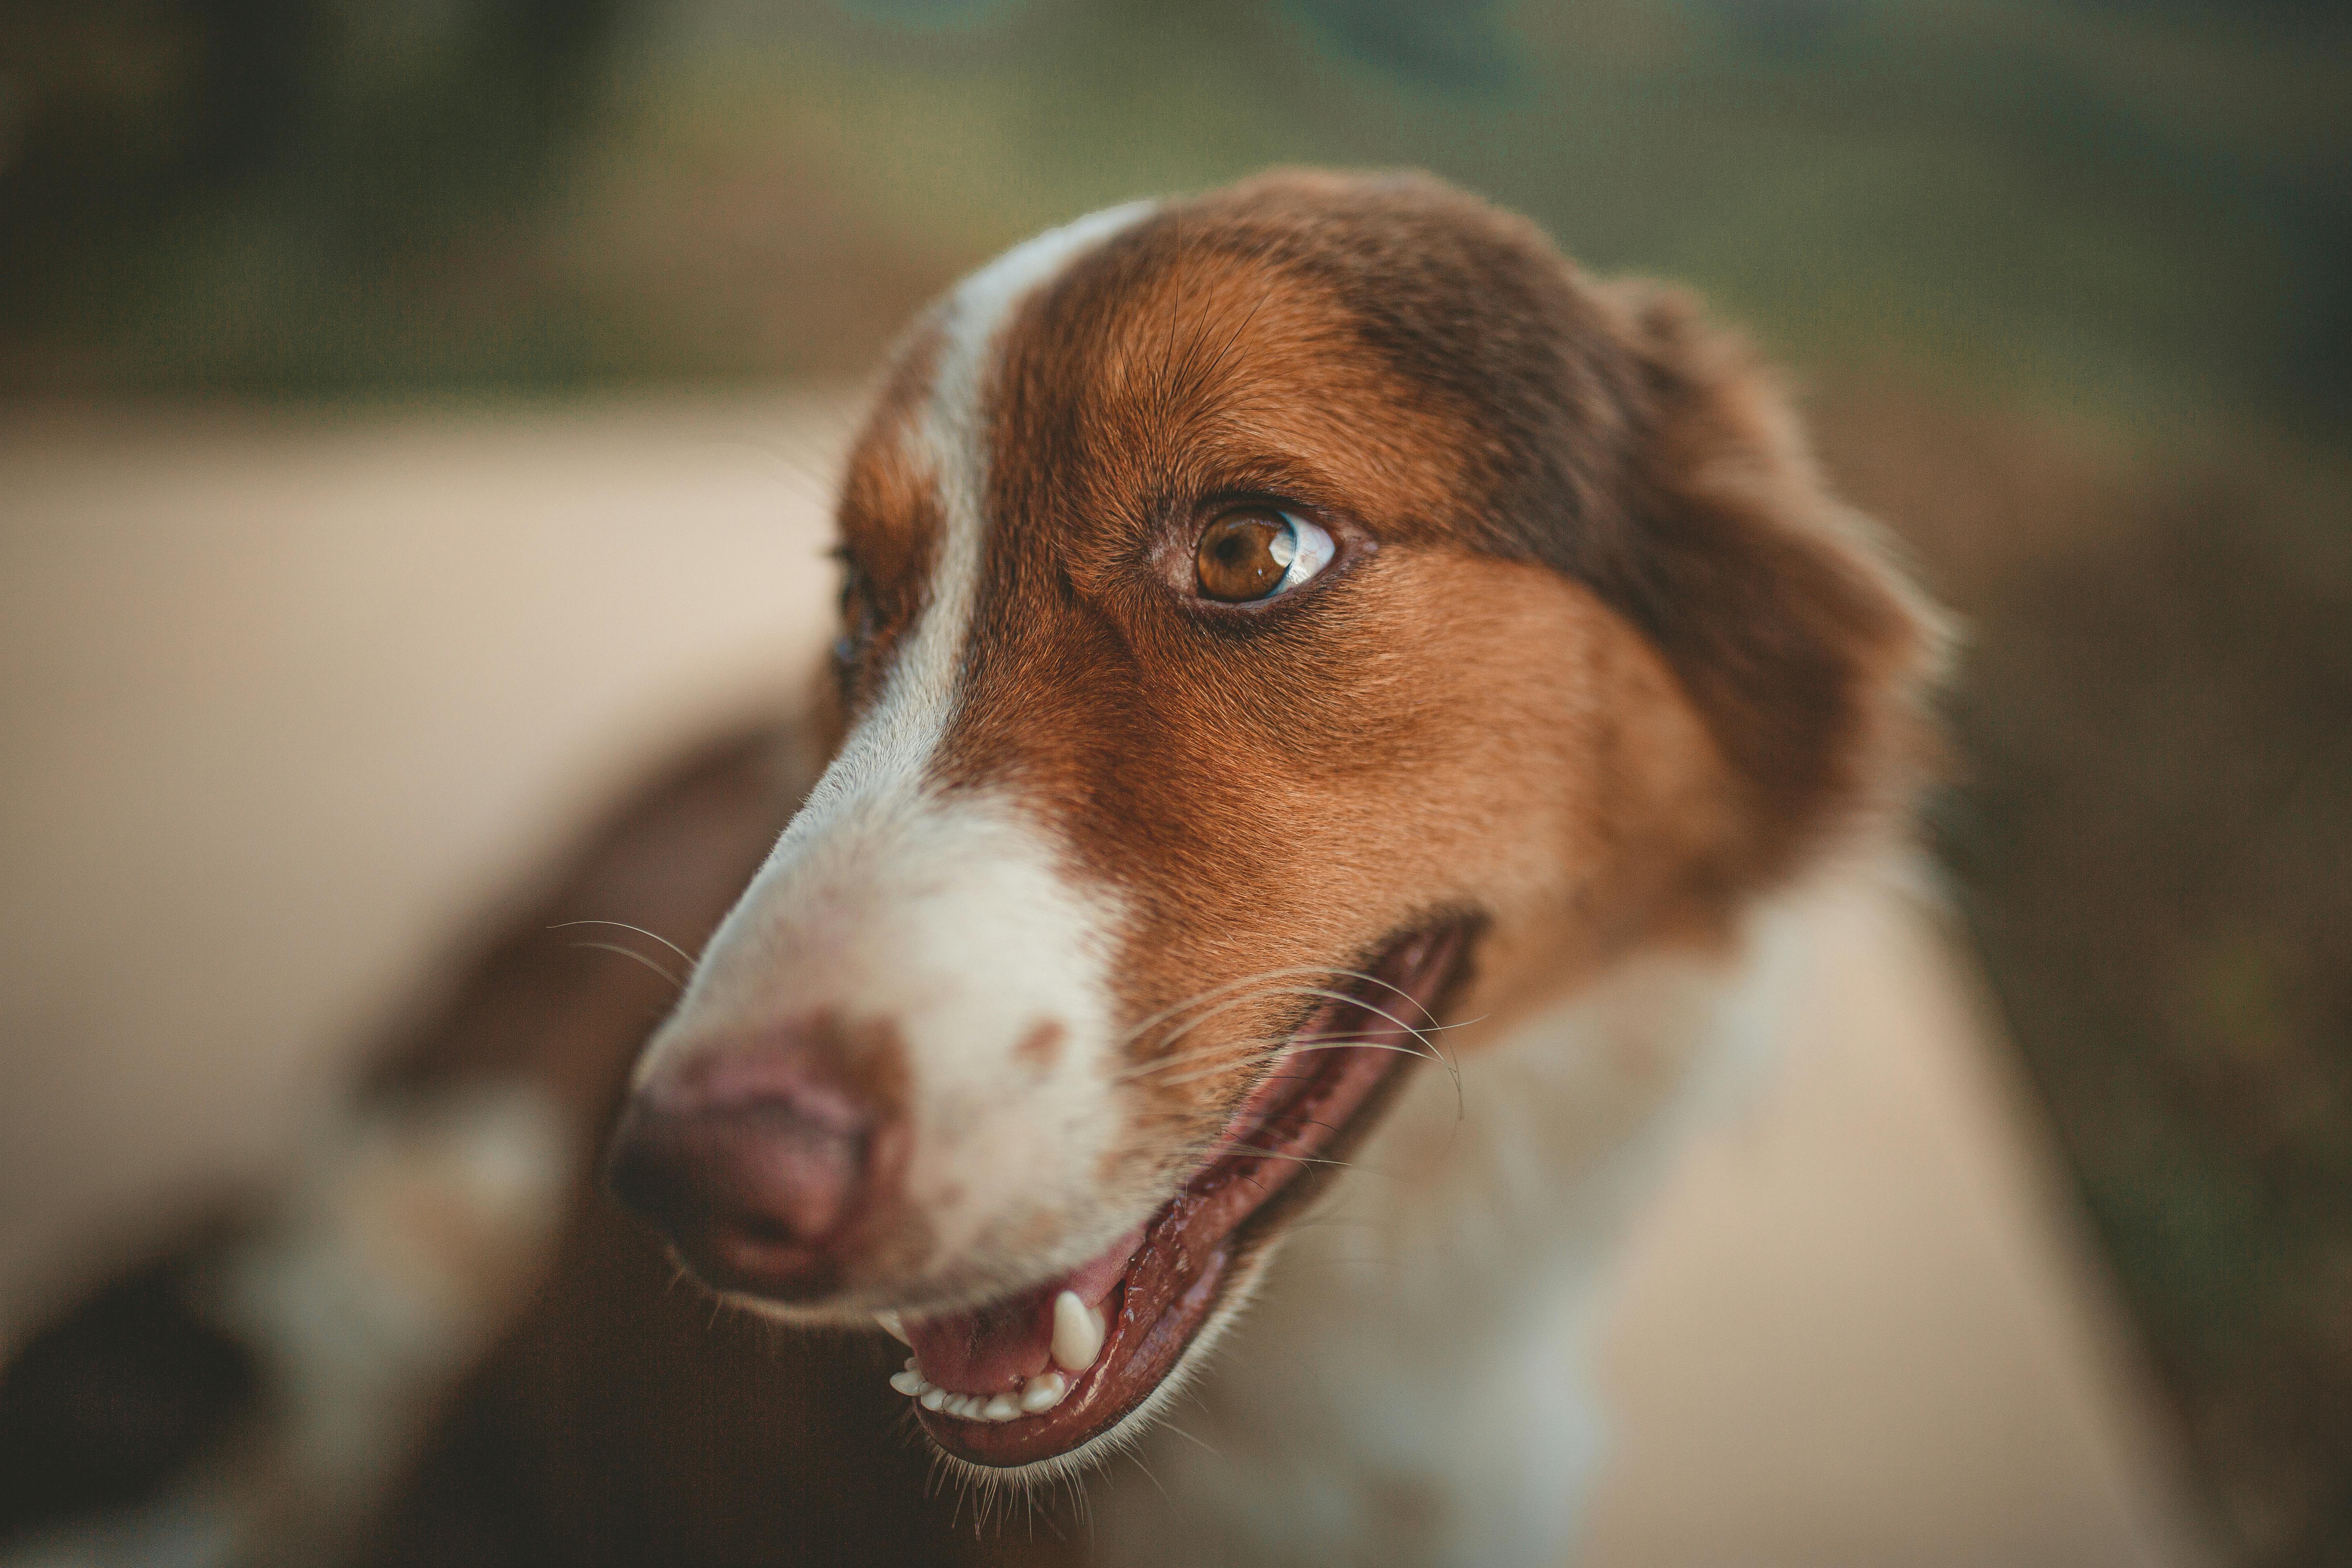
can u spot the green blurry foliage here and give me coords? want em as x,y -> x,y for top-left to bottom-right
3,0 -> 2348,435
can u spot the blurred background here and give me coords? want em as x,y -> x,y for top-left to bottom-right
1,0 -> 2346,1563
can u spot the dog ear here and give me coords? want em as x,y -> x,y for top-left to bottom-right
1589,281 -> 1951,892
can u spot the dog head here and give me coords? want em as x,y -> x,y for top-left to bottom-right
605,170 -> 1942,1476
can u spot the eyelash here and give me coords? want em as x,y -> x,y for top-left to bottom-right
832,557 -> 878,685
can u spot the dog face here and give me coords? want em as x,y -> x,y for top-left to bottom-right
606,171 -> 1940,1477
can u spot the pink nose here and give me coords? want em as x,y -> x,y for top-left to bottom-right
604,1030 -> 893,1300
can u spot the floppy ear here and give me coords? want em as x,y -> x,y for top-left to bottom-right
1590,281 -> 1950,892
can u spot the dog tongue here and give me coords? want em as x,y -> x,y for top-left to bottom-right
903,1226 -> 1143,1392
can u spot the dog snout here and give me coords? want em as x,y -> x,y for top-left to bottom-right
605,1026 -> 899,1300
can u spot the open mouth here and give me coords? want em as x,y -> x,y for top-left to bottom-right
879,921 -> 1470,1471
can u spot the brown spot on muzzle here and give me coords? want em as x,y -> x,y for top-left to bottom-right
1014,1019 -> 1066,1073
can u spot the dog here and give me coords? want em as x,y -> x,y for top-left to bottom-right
591,168 -> 1942,1563
0,168 -> 1942,1568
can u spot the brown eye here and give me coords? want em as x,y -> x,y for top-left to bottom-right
1192,507 -> 1334,603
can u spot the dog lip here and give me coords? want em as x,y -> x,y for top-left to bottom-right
910,919 -> 1472,1470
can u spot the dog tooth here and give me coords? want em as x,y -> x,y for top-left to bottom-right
982,1394 -> 1020,1422
1050,1290 -> 1105,1373
1020,1372 -> 1066,1412
946,1394 -> 976,1419
889,1370 -> 923,1396
903,1356 -> 918,1372
875,1310 -> 910,1345
919,1386 -> 948,1412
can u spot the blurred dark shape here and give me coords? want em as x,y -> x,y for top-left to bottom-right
1960,482 -> 2352,1564
1688,0 -> 1846,58
1822,385 -> 2352,1565
0,1234 -> 258,1544
828,0 -> 1024,27
0,0 -> 622,388
160,0 -> 321,186
1281,0 -> 1520,90
2276,180 -> 2352,433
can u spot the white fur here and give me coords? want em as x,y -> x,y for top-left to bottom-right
635,202 -> 1160,1316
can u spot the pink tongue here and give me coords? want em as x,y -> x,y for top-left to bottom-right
903,1226 -> 1143,1393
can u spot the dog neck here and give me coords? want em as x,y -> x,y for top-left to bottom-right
1091,875 -> 1831,1565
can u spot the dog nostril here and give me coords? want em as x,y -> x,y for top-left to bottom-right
603,1039 -> 889,1290
730,1213 -> 801,1246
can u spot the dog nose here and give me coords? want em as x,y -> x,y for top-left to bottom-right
604,1029 -> 891,1299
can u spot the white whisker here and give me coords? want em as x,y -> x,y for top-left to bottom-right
1117,964 -> 1369,1049
567,940 -> 682,990
1161,985 -> 1458,1085
1149,1037 -> 1448,1090
1124,1015 -> 1486,1087
550,919 -> 699,971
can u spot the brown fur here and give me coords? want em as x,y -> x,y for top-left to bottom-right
834,325 -> 948,711
824,172 -> 1939,1164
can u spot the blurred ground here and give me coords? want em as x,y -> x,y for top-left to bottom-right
0,395 -> 2210,1566
0,394 -> 845,1342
